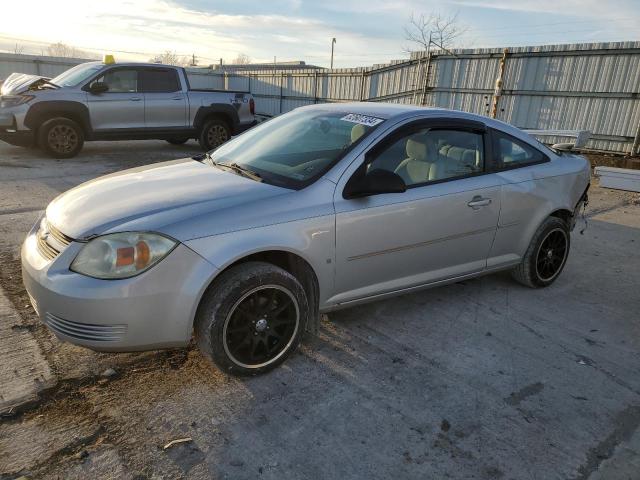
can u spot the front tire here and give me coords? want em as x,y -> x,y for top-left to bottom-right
37,117 -> 84,159
511,216 -> 571,288
198,119 -> 231,151
195,261 -> 309,376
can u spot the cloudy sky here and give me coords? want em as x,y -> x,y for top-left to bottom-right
0,0 -> 638,67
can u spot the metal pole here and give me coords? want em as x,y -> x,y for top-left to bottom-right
280,72 -> 284,114
420,53 -> 432,106
313,69 -> 318,104
491,48 -> 509,119
330,38 -> 336,69
359,69 -> 366,101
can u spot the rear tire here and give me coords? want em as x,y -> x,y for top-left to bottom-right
166,138 -> 189,145
198,118 -> 231,151
511,216 -> 570,288
195,261 -> 309,376
37,117 -> 84,159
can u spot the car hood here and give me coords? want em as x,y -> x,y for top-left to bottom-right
46,158 -> 290,241
1,72 -> 52,95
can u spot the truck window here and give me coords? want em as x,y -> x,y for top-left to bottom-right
91,69 -> 138,93
139,69 -> 180,93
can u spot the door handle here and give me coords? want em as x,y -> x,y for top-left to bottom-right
171,96 -> 184,101
467,196 -> 492,209
129,97 -> 142,101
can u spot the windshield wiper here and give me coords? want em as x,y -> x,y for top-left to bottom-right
207,156 -> 262,182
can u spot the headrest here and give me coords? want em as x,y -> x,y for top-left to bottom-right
351,124 -> 366,143
447,146 -> 465,161
406,135 -> 428,162
462,150 -> 475,165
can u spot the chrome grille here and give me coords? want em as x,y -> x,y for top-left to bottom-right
36,219 -> 73,261
48,222 -> 73,247
44,313 -> 127,342
27,293 -> 40,316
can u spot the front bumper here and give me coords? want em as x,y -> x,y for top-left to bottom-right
21,226 -> 218,352
0,129 -> 35,147
0,105 -> 34,147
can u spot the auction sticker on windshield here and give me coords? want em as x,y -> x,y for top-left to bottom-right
340,113 -> 384,127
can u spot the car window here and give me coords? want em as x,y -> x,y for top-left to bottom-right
92,69 -> 138,93
493,131 -> 545,168
50,63 -> 104,87
368,128 -> 484,187
139,69 -> 180,93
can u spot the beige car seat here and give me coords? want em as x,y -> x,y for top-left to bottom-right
394,134 -> 435,184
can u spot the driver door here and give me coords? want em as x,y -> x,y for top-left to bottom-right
86,67 -> 145,130
330,119 -> 501,305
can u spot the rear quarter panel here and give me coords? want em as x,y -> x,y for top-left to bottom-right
487,154 -> 590,268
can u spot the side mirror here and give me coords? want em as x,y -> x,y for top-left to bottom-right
343,168 -> 407,199
88,82 -> 109,94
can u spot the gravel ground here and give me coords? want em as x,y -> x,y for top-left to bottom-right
0,140 -> 639,480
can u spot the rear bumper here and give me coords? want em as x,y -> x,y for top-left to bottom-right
21,225 -> 218,352
570,183 -> 589,231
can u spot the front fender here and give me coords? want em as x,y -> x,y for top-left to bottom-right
184,215 -> 336,306
24,100 -> 92,133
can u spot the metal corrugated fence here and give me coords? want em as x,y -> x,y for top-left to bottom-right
1,42 -> 639,154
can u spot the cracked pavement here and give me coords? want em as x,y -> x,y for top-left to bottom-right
0,141 -> 639,479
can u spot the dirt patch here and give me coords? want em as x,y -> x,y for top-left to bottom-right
584,153 -> 640,170
0,249 -> 193,422
570,405 -> 640,480
504,382 -> 544,406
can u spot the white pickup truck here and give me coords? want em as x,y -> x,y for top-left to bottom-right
0,59 -> 256,158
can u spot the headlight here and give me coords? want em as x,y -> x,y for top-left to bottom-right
0,95 -> 35,108
70,232 -> 177,279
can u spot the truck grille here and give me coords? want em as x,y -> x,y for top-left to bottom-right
44,313 -> 127,342
36,219 -> 73,261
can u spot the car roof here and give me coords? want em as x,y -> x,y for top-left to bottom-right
82,61 -> 180,69
298,102 -> 546,149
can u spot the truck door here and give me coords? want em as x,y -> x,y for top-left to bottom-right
139,68 -> 188,128
86,68 -> 145,130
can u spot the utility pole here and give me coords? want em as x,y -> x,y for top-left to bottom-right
330,38 -> 336,69
191,53 -> 197,67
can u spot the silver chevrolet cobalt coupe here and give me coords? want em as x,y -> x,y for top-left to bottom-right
22,103 -> 590,375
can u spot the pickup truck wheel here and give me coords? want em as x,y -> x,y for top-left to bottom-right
166,138 -> 189,145
198,119 -> 230,151
37,117 -> 84,159
511,216 -> 570,288
195,261 -> 309,376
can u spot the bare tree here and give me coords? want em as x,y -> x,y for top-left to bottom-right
46,42 -> 85,58
404,12 -> 467,52
149,50 -> 192,66
232,53 -> 251,65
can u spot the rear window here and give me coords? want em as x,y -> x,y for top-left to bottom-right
493,130 -> 547,169
139,69 -> 180,93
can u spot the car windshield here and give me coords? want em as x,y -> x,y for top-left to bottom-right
207,109 -> 384,189
50,63 -> 104,87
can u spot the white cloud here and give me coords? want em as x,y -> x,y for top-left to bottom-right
1,0 -> 406,66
